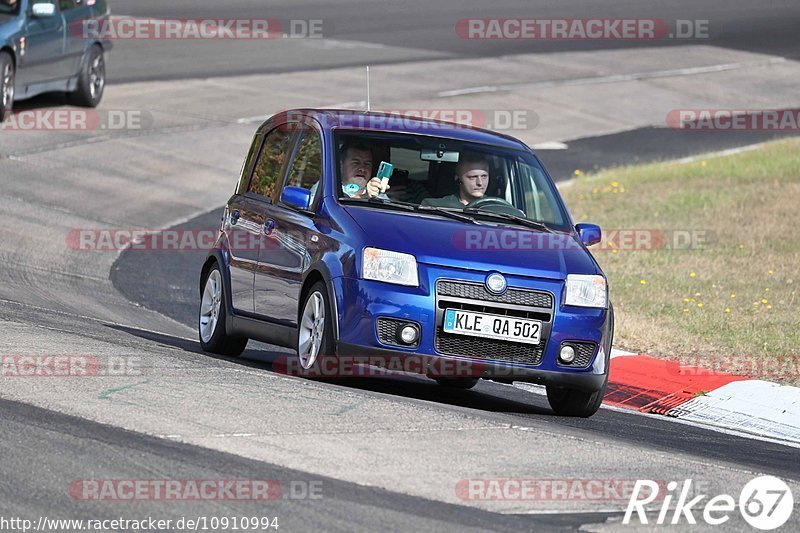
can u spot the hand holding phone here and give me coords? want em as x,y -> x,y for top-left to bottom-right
376,161 -> 393,193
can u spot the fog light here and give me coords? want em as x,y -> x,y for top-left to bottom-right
559,345 -> 576,364
400,325 -> 419,344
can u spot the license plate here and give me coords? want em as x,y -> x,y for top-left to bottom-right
443,309 -> 541,345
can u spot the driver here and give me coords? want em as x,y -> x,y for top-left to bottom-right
421,154 -> 489,208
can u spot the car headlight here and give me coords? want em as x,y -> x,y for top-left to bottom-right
362,247 -> 419,286
565,274 -> 607,308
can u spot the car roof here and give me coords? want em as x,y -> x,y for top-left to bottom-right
256,108 -> 530,151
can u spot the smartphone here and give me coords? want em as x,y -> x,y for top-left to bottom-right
376,161 -> 393,192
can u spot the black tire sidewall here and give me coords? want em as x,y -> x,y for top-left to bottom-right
73,45 -> 104,107
0,52 -> 13,122
296,282 -> 336,377
198,265 -> 247,357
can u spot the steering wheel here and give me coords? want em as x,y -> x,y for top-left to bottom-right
465,197 -> 527,217
466,197 -> 513,209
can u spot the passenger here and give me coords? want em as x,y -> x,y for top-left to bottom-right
309,141 -> 388,199
421,154 -> 489,208
338,141 -> 389,199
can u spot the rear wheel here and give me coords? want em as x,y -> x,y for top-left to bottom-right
1,52 -> 14,123
199,265 -> 248,356
69,45 -> 105,107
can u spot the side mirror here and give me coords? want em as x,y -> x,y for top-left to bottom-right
281,186 -> 312,211
31,2 -> 57,17
576,223 -> 601,247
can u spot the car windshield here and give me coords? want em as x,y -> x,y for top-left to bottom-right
0,0 -> 20,15
335,131 -> 571,231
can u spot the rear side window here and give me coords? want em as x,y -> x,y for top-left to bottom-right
286,128 -> 322,190
248,125 -> 294,199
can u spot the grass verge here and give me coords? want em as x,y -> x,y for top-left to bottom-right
559,138 -> 800,386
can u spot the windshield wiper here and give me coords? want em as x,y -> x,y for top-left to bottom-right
462,208 -> 553,232
416,205 -> 479,224
339,197 -> 416,211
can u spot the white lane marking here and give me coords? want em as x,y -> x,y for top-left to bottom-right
668,380 -> 800,442
674,142 -> 768,164
531,141 -> 568,150
499,382 -> 800,448
235,101 -> 369,124
437,57 -> 787,97
610,348 -> 637,358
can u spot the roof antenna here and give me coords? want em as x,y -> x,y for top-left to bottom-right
366,66 -> 371,111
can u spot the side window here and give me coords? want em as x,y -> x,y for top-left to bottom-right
248,125 -> 294,199
286,129 -> 323,192
236,134 -> 262,194
59,0 -> 76,10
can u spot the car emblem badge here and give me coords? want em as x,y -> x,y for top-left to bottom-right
486,272 -> 507,295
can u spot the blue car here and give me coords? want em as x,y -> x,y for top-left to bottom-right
1,0 -> 111,122
199,109 -> 614,417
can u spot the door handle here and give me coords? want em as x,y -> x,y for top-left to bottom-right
230,210 -> 240,225
264,219 -> 275,235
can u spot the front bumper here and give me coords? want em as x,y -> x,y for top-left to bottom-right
331,263 -> 612,390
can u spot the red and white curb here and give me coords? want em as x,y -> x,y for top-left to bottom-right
514,349 -> 800,445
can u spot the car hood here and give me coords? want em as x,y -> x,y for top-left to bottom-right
344,206 -> 598,280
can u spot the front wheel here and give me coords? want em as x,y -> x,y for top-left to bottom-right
69,45 -> 105,107
297,281 -> 335,371
199,265 -> 248,356
436,378 -> 479,390
0,51 -> 14,123
546,382 -> 606,417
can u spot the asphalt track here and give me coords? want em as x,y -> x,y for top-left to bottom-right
106,0 -> 800,82
111,209 -> 800,482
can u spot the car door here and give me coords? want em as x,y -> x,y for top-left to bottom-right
58,0 -> 87,77
19,0 -> 67,85
254,122 -> 324,322
225,124 -> 296,314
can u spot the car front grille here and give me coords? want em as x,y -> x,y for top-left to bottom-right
434,280 -> 554,366
435,329 -> 546,365
436,280 -> 553,309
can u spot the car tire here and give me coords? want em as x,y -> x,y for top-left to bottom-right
0,51 -> 14,123
546,308 -> 614,417
69,44 -> 105,108
199,264 -> 248,357
546,379 -> 607,418
296,281 -> 335,374
435,378 -> 479,390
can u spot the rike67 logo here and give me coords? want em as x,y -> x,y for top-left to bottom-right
624,476 -> 794,530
